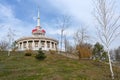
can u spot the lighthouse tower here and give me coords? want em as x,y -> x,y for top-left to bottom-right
16,8 -> 58,51
32,9 -> 46,37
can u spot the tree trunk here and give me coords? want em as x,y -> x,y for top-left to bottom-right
107,48 -> 114,79
8,50 -> 10,56
60,29 -> 63,52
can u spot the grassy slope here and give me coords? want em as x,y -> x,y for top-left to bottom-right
0,51 -> 120,80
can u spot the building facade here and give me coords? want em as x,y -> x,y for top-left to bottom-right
16,10 -> 58,51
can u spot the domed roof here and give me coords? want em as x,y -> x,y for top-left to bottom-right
32,28 -> 37,33
32,27 -> 46,33
42,29 -> 46,33
32,26 -> 46,36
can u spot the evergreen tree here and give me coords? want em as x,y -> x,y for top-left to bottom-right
35,48 -> 46,60
92,42 -> 108,61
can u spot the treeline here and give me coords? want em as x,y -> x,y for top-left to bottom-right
64,41 -> 120,69
64,41 -> 120,62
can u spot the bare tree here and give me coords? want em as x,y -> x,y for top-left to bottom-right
7,28 -> 16,56
64,35 -> 68,52
56,15 -> 71,52
93,0 -> 120,79
0,40 -> 9,51
64,35 -> 73,53
73,26 -> 89,45
73,26 -> 90,59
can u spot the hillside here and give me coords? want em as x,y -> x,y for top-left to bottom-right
0,51 -> 120,80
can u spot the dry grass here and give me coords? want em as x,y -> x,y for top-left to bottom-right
0,51 -> 120,80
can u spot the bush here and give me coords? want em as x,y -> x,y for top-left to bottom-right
24,49 -> 32,56
49,49 -> 56,54
35,49 -> 46,60
76,44 -> 92,59
92,42 -> 108,61
25,52 -> 32,56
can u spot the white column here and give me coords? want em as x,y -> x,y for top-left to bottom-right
54,42 -> 55,50
38,40 -> 41,49
19,42 -> 22,50
44,41 -> 47,50
21,42 -> 23,51
18,42 -> 20,50
27,41 -> 28,49
50,41 -> 52,49
32,40 -> 35,50
55,43 -> 57,51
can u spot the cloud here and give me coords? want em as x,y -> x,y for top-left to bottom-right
43,0 -> 120,48
48,0 -> 93,25
0,4 -> 14,18
0,0 -> 119,49
0,3 -> 34,40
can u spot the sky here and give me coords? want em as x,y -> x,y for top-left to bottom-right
0,0 -> 120,49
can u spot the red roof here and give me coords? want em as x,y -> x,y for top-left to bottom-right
32,28 -> 37,33
42,29 -> 46,33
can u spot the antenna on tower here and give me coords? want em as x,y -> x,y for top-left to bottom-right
38,7 -> 40,18
37,7 -> 40,27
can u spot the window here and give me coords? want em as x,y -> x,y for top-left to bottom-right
20,43 -> 22,49
41,41 -> 45,48
23,42 -> 27,48
55,43 -> 57,49
28,41 -> 32,49
47,41 -> 50,48
52,42 -> 54,48
35,41 -> 39,47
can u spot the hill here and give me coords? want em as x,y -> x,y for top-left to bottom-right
0,51 -> 120,80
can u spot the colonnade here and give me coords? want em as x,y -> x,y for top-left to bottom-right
18,39 -> 57,51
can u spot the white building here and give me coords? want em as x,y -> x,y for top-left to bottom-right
16,10 -> 58,51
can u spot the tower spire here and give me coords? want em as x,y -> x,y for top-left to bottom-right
37,8 -> 40,27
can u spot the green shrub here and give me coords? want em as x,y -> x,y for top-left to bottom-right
25,52 -> 32,56
35,49 -> 46,60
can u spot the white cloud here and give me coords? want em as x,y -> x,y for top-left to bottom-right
48,0 -> 93,25
0,4 -> 14,18
0,4 -> 33,40
0,0 -> 119,48
46,0 -> 120,48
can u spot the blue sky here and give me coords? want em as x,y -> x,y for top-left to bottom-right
0,0 -> 120,49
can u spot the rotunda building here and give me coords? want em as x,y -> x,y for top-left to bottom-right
16,10 -> 58,51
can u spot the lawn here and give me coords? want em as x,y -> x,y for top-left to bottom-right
0,51 -> 120,80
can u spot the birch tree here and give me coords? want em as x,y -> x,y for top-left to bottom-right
7,28 -> 16,56
64,35 -> 73,53
93,0 -> 120,79
56,15 -> 71,52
